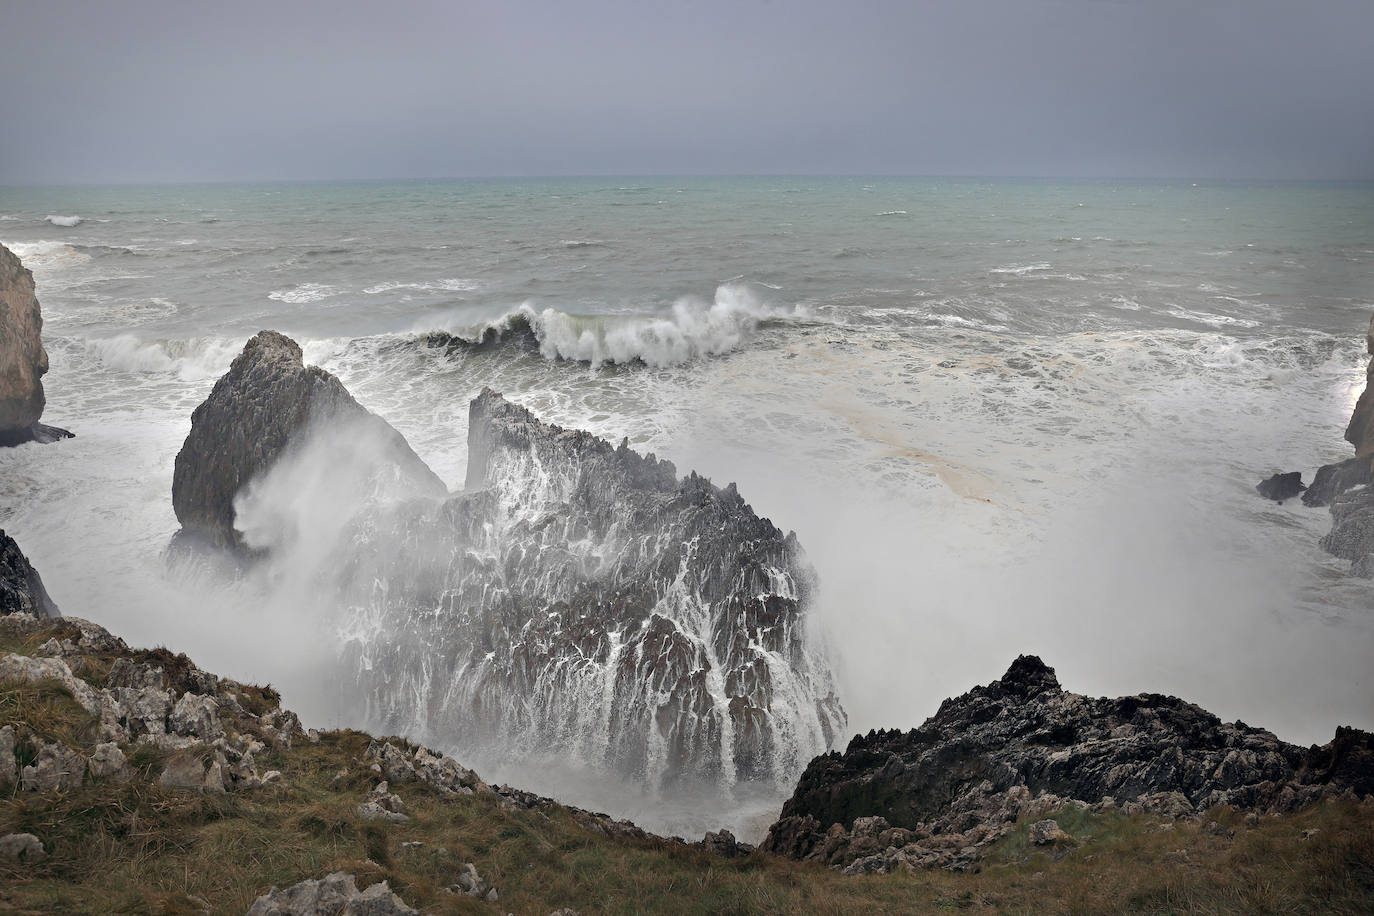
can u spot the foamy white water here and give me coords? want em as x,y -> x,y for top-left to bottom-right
1,177 -> 1371,838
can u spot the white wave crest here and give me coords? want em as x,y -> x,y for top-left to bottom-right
461,284 -> 788,368
45,215 -> 82,227
990,262 -> 1052,276
363,278 -> 479,295
3,240 -> 91,270
268,282 -> 341,304
874,210 -> 908,216
84,335 -> 243,380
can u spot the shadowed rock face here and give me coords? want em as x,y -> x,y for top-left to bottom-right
337,389 -> 845,791
762,656 -> 1373,870
1345,314 -> 1374,466
0,531 -> 59,619
171,331 -> 446,551
1317,314 -> 1374,576
0,245 -> 53,444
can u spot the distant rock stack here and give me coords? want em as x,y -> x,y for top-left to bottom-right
0,530 -> 60,619
170,330 -> 446,552
1317,314 -> 1374,576
762,656 -> 1374,873
0,244 -> 71,446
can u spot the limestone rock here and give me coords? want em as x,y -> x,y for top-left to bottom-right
0,244 -> 61,444
702,828 -> 753,858
0,725 -> 16,788
358,780 -> 409,823
1255,471 -> 1305,503
448,862 -> 495,900
0,833 -> 46,863
1028,819 -> 1073,846
170,692 -> 223,741
763,655 -> 1374,872
171,330 -> 445,552
0,653 -> 101,715
0,530 -> 60,619
21,740 -> 84,791
245,871 -> 417,916
159,750 -> 225,793
88,742 -> 130,782
112,685 -> 172,738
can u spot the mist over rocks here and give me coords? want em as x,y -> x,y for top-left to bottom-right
761,655 -> 1374,873
335,388 -> 845,793
1316,313 -> 1374,576
171,330 -> 446,552
0,244 -> 71,447
0,531 -> 60,620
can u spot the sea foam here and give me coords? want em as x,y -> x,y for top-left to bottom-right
45,215 -> 82,227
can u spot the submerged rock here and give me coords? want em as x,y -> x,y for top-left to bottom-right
0,530 -> 60,619
762,655 -> 1374,872
171,330 -> 445,552
0,244 -> 70,446
337,389 -> 845,791
1255,471 -> 1305,503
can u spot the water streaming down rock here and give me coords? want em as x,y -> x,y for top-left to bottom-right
334,388 -> 846,792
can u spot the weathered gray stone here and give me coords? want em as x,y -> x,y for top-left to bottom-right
0,653 -> 100,714
0,833 -> 45,863
172,330 -> 445,552
1028,819 -> 1073,846
170,692 -> 222,741
0,725 -> 15,788
88,742 -> 130,782
21,741 -> 84,791
245,871 -> 417,915
112,685 -> 172,737
160,751 -> 211,791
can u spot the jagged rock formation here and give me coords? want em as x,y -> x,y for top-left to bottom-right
170,330 -> 445,551
0,244 -> 71,447
245,871 -> 418,915
762,656 -> 1374,873
1302,457 -> 1370,508
335,389 -> 845,791
1316,314 -> 1374,575
0,531 -> 59,619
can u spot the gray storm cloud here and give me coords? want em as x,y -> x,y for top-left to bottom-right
1,0 -> 1371,183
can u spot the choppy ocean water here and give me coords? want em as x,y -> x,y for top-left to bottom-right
1,177 -> 1371,836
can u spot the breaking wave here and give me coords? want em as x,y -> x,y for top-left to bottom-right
82,334 -> 244,380
46,215 -> 82,227
419,285 -> 802,368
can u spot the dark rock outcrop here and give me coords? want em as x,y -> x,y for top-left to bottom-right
1302,457 -> 1371,508
171,330 -> 446,551
1256,471 -> 1305,503
0,244 -> 71,446
762,656 -> 1374,872
1317,314 -> 1374,574
0,531 -> 59,619
335,389 -> 845,791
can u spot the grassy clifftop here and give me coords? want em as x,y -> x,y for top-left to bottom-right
1,613 -> 1371,915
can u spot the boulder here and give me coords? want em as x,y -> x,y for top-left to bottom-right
0,244 -> 70,445
171,330 -> 445,552
762,655 -> 1374,871
245,871 -> 418,916
20,741 -> 84,791
1028,819 -> 1073,846
1255,471 -> 1305,503
0,530 -> 60,618
0,833 -> 45,863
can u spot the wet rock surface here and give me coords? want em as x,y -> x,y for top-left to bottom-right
0,530 -> 59,619
1316,314 -> 1374,573
0,244 -> 65,445
763,655 -> 1374,872
171,330 -> 445,552
1256,471 -> 1305,503
1302,457 -> 1371,508
338,388 -> 845,791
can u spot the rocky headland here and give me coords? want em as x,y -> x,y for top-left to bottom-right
762,656 -> 1374,874
0,244 -> 71,447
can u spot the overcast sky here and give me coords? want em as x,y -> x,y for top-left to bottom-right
2,0 -> 1371,183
